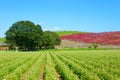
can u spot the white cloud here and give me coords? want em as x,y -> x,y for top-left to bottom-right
53,27 -> 61,31
43,28 -> 49,31
43,27 -> 61,31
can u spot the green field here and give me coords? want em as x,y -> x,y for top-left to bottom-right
0,50 -> 120,80
55,31 -> 86,36
0,38 -> 5,42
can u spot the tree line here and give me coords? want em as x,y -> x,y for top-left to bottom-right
5,20 -> 61,51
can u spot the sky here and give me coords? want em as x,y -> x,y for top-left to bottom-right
0,0 -> 120,37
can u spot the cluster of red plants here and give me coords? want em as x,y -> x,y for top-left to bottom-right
60,31 -> 120,45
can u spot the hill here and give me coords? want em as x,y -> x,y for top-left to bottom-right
55,31 -> 86,36
60,31 -> 120,45
0,38 -> 5,42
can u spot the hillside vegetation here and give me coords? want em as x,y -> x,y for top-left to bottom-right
61,31 -> 120,45
56,31 -> 86,36
0,38 -> 5,42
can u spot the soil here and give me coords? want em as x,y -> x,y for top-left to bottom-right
38,65 -> 45,80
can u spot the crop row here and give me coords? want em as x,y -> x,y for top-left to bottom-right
0,50 -> 120,80
55,50 -> 120,80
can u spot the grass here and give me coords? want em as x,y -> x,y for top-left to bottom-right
56,48 -> 113,51
0,38 -> 5,42
55,31 -> 86,36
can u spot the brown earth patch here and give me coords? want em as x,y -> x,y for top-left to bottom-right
38,65 -> 45,80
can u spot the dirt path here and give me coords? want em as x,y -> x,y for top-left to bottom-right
55,68 -> 63,80
38,65 -> 45,80
21,70 -> 29,80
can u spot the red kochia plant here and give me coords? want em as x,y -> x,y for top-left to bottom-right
60,31 -> 120,45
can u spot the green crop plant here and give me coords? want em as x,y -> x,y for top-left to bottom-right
0,50 -> 120,80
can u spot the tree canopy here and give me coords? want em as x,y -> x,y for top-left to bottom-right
5,21 -> 43,50
43,31 -> 61,49
5,20 -> 61,50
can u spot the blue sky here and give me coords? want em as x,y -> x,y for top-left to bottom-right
0,0 -> 120,37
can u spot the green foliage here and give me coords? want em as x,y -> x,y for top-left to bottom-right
43,31 -> 61,49
0,38 -> 5,42
1,50 -> 120,80
56,31 -> 86,36
44,51 -> 59,80
5,20 -> 61,50
88,44 -> 98,49
5,21 -> 43,50
88,44 -> 92,48
92,43 -> 98,49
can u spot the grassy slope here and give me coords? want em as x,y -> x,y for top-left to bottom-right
0,38 -> 5,42
55,31 -> 86,36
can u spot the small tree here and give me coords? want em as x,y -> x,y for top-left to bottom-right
88,44 -> 92,48
92,43 -> 98,49
42,31 -> 61,49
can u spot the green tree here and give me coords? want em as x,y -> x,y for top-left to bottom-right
5,21 -> 43,51
42,31 -> 61,49
92,43 -> 98,49
51,32 -> 61,45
